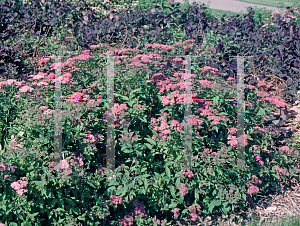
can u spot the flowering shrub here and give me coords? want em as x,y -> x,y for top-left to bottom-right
0,9 -> 300,225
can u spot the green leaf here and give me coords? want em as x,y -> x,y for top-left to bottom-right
143,178 -> 148,194
141,168 -> 147,173
114,93 -> 129,101
51,199 -> 58,208
222,202 -> 230,215
212,126 -> 218,133
165,166 -> 171,178
144,137 -> 156,146
175,178 -> 181,188
168,202 -> 178,209
273,119 -> 280,125
170,186 -> 176,199
209,199 -> 221,213
116,188 -> 124,196
121,186 -> 128,196
195,189 -> 199,201
122,147 -> 133,153
41,189 -> 47,196
145,143 -> 153,150
66,199 -> 75,207
27,212 -> 39,218
138,115 -> 148,123
56,208 -> 65,212
257,108 -> 265,116
281,155 -> 287,161
107,180 -> 119,186
141,174 -> 151,178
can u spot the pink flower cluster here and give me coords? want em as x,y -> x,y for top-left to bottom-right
280,146 -> 292,154
254,154 -> 264,166
145,43 -> 175,51
119,213 -> 134,226
0,79 -> 26,89
151,217 -> 166,225
253,126 -> 265,132
247,183 -> 259,194
110,194 -> 123,205
274,165 -> 289,180
118,200 -> 150,226
177,183 -> 189,195
8,140 -> 24,150
184,44 -> 193,50
53,159 -> 73,176
190,213 -> 198,221
251,175 -> 262,185
173,208 -> 180,218
227,134 -> 238,146
103,103 -> 130,127
199,79 -> 217,88
0,162 -> 17,172
195,104 -> 214,116
150,116 -> 171,142
69,153 -> 85,167
134,200 -> 148,219
11,180 -> 28,195
179,169 -> 194,178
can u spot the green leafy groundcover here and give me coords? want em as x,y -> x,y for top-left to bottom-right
0,38 -> 299,225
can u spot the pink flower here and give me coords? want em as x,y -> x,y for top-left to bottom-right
11,180 -> 28,195
228,127 -> 237,134
178,183 -> 189,195
227,135 -> 237,146
248,183 -> 259,194
61,169 -> 72,176
39,58 -> 50,65
4,79 -> 17,86
119,213 -> 134,226
184,44 -> 193,50
190,213 -> 198,221
173,208 -> 180,218
281,146 -> 291,153
110,195 -> 123,205
70,92 -> 84,100
183,171 -> 194,178
252,175 -> 262,185
272,11 -> 281,17
61,159 -> 69,169
19,85 -> 34,93
108,176 -> 113,180
199,79 -> 214,87
185,39 -> 195,43
16,189 -> 28,195
254,154 -> 264,165
31,74 -> 45,80
245,84 -> 255,89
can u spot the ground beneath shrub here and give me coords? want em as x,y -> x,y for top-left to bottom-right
166,177 -> 300,226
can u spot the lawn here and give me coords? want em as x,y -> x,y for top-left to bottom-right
235,0 -> 300,9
